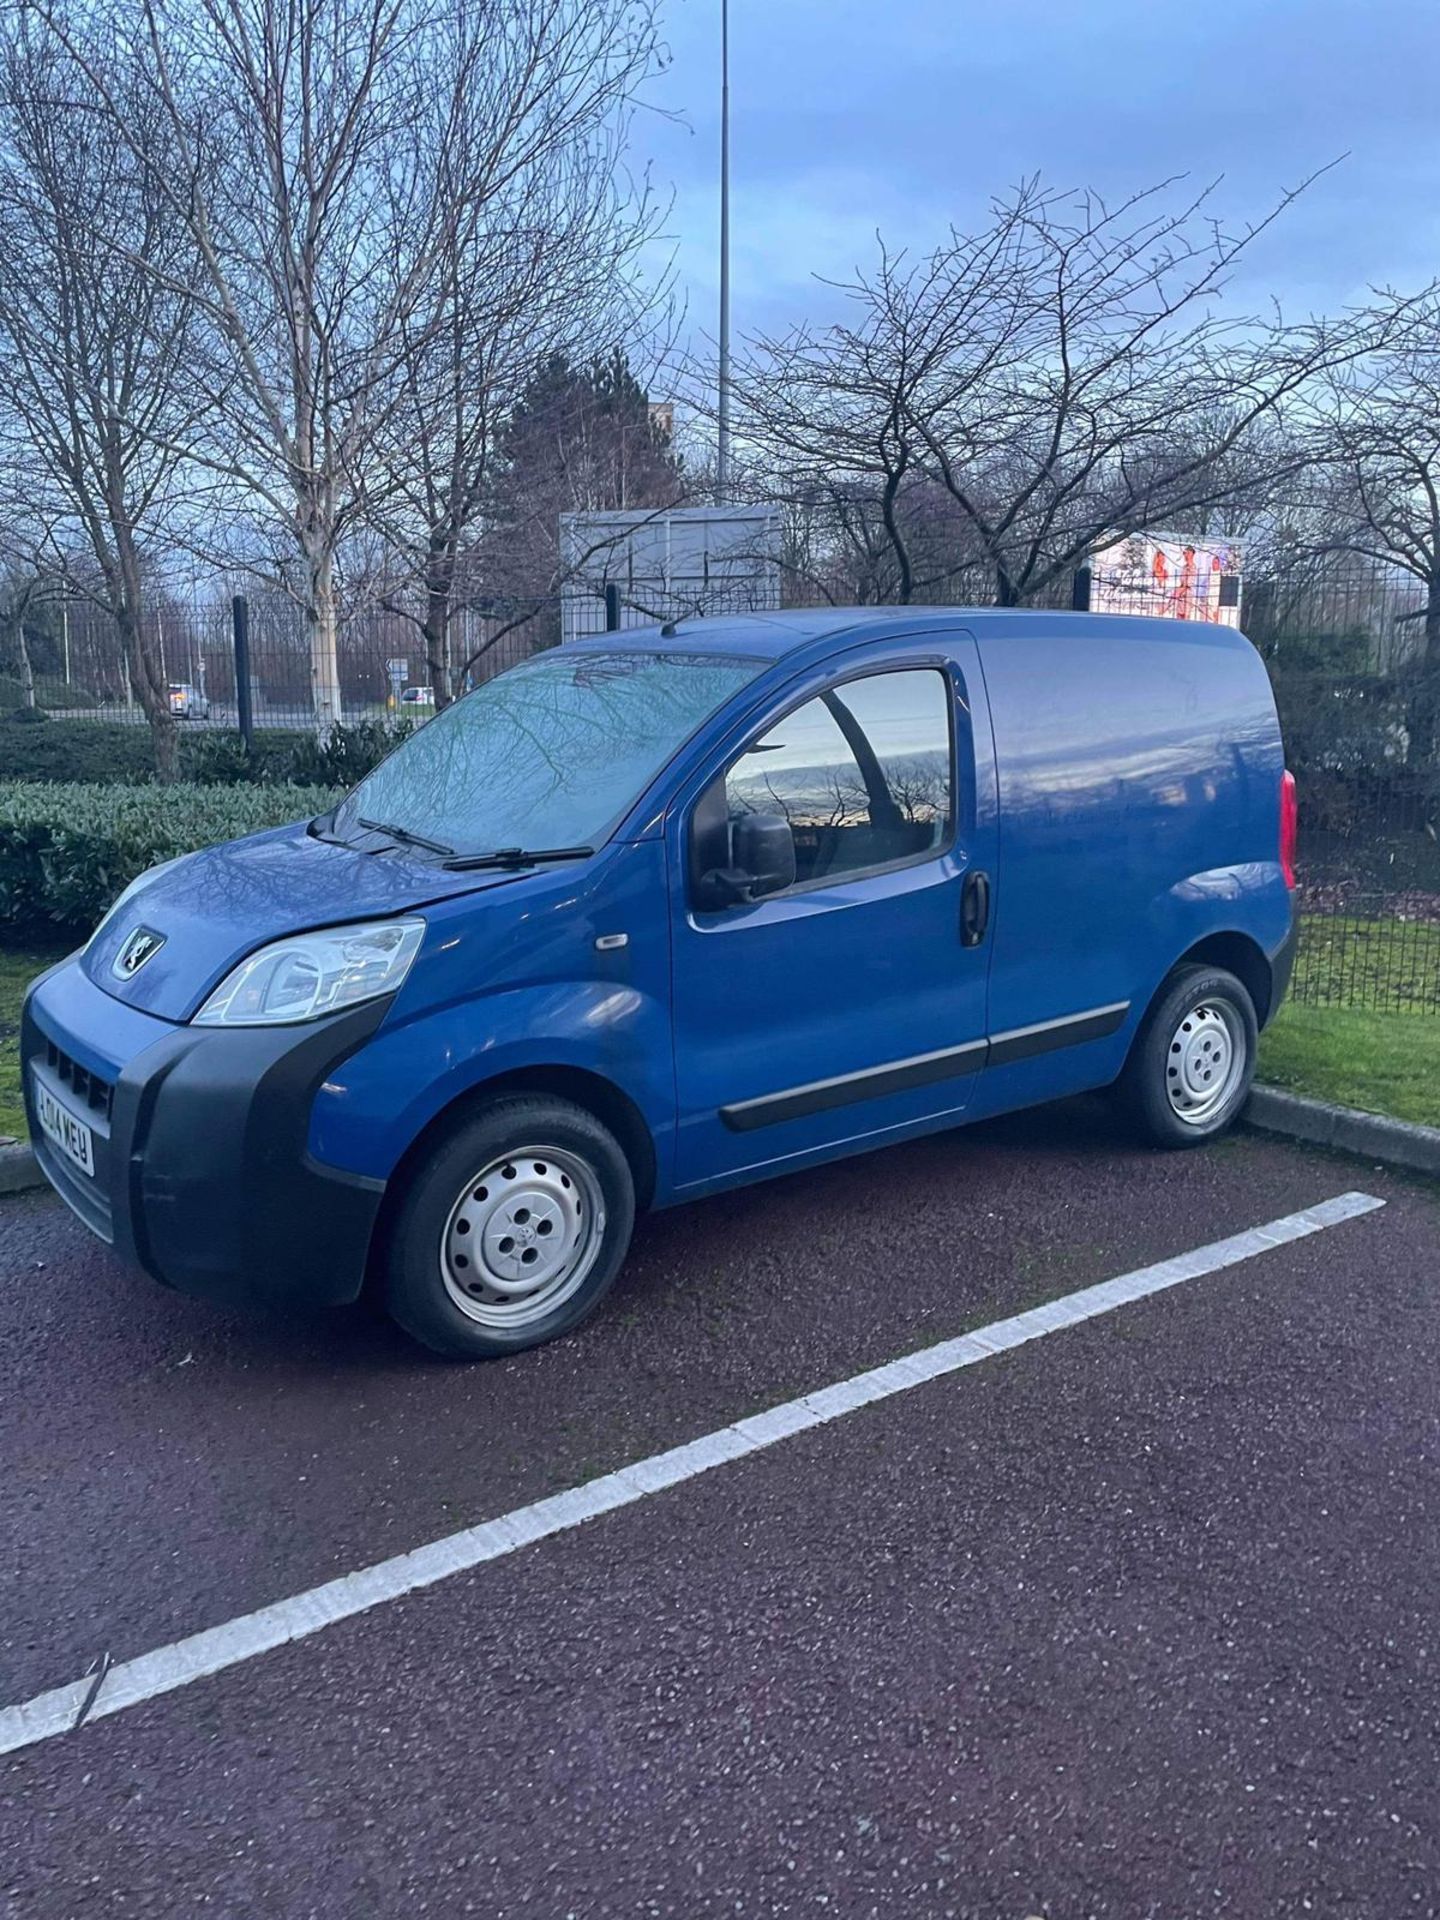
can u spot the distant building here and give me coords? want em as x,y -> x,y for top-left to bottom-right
559,504 -> 782,644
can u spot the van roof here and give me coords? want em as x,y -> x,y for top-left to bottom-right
565,608 -> 859,659
565,605 -> 1248,661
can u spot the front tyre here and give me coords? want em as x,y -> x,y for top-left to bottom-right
384,1095 -> 636,1358
1119,964 -> 1258,1149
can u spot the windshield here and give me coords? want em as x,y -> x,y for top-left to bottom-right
333,649 -> 766,859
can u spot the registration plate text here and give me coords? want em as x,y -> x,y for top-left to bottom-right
33,1078 -> 96,1177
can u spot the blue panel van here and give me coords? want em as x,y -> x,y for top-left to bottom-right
22,610 -> 1298,1358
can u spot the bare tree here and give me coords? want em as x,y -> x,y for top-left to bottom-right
0,564 -> 44,710
358,4 -> 666,707
160,0 -> 484,736
1312,291 -> 1440,759
0,23 -> 202,775
37,0 -> 664,732
728,175 -> 1389,608
358,350 -> 685,695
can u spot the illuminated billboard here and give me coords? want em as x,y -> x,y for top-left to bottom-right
1089,532 -> 1243,627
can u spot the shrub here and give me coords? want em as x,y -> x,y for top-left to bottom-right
180,732 -> 268,786
284,716 -> 414,788
0,675 -> 98,712
34,677 -> 99,711
1272,669 -> 1413,780
0,715 -> 412,788
0,720 -> 157,783
0,721 -> 319,786
6,705 -> 48,725
0,781 -> 342,933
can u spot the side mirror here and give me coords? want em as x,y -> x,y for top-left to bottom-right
735,812 -> 796,896
698,811 -> 796,908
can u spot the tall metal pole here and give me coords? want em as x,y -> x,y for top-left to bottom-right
715,0 -> 731,502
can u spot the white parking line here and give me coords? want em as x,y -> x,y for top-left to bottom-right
0,1189 -> 1385,1760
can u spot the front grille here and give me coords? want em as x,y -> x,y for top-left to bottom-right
44,1039 -> 114,1123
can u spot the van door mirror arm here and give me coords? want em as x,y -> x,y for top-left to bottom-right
697,866 -> 759,909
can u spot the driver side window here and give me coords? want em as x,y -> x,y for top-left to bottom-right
695,667 -> 953,898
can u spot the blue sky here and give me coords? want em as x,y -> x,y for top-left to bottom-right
638,0 -> 1440,352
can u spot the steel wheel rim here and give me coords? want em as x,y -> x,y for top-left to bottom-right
440,1145 -> 606,1329
1165,999 -> 1247,1126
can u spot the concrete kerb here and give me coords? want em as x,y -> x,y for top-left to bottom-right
1244,1085 -> 1440,1180
0,1142 -> 40,1195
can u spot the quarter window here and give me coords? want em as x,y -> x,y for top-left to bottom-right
714,667 -> 953,890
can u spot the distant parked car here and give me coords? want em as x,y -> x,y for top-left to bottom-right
400,686 -> 435,707
169,683 -> 210,720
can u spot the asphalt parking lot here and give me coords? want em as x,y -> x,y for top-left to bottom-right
1,1099 -> 1436,1918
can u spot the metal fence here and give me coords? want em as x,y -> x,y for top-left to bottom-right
23,576 -> 784,729
20,590 -> 563,729
6,557 -> 1437,1017
1285,774 -> 1439,1014
1239,563 -> 1438,1015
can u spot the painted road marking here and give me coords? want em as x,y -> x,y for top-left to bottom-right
0,1189 -> 1385,1759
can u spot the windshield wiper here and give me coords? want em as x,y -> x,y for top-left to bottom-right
357,816 -> 456,858
443,844 -> 594,872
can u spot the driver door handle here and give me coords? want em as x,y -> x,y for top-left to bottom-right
960,870 -> 991,948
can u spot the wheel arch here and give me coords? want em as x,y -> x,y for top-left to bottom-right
1169,930 -> 1276,1027
1116,935 -> 1265,1146
382,1063 -> 659,1216
1121,928 -> 1275,1081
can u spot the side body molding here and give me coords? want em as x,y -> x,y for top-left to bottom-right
720,1002 -> 1130,1132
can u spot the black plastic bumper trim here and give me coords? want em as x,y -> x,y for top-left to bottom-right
1266,915 -> 1298,1024
985,1000 -> 1130,1068
24,989 -> 392,1310
718,1000 -> 1131,1133
720,1037 -> 989,1132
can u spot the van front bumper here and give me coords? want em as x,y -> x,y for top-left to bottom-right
22,959 -> 387,1310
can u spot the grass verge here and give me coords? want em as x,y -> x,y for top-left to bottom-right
0,943 -> 66,1140
1259,1002 -> 1440,1129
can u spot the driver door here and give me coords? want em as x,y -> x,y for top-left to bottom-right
667,638 -> 997,1193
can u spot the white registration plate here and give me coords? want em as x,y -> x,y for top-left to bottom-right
33,1076 -> 95,1177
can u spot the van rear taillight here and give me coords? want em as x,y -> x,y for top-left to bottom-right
1279,769 -> 1298,889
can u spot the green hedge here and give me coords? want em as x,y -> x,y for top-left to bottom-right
0,719 -> 267,784
0,718 -> 152,782
0,675 -> 102,711
0,782 -> 341,933
0,715 -> 409,786
34,677 -> 100,711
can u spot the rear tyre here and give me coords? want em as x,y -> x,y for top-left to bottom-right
384,1095 -> 636,1359
1119,964 -> 1258,1149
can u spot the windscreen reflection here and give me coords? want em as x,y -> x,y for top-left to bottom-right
334,650 -> 765,859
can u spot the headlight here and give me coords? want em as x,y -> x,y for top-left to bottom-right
86,855 -> 189,951
193,919 -> 425,1027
